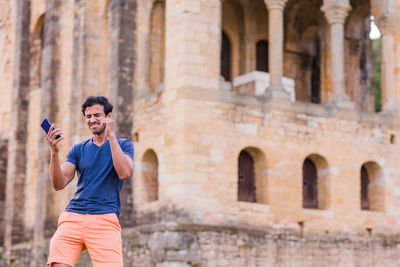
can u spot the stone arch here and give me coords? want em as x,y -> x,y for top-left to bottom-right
222,0 -> 245,81
138,149 -> 159,204
237,147 -> 268,204
344,0 -> 376,112
284,0 -> 326,103
302,154 -> 330,210
360,161 -> 385,212
149,0 -> 165,93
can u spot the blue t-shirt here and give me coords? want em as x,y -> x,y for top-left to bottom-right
65,137 -> 134,217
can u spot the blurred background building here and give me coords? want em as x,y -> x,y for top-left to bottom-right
1,0 -> 400,266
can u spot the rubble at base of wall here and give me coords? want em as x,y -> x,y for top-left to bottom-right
3,222 -> 400,267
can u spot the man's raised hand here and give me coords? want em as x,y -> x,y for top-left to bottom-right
101,118 -> 115,139
44,124 -> 64,153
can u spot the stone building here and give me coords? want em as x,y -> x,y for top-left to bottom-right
1,0 -> 400,266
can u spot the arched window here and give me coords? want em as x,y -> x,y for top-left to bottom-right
238,150 -> 255,202
360,162 -> 384,212
237,147 -> 268,204
142,149 -> 159,203
256,40 -> 269,72
303,158 -> 318,209
360,165 -> 369,210
221,31 -> 231,82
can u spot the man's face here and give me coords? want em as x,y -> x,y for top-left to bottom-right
84,104 -> 108,135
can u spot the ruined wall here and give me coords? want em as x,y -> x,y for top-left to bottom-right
2,0 -> 400,266
7,222 -> 400,267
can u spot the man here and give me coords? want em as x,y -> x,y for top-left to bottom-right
44,96 -> 134,267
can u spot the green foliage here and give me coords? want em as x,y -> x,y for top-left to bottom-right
372,38 -> 382,112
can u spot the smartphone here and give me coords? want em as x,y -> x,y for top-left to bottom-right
41,118 -> 61,139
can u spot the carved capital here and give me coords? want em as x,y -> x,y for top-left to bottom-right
376,14 -> 395,35
264,0 -> 287,11
321,3 -> 351,25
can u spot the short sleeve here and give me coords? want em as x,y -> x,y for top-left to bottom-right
66,144 -> 79,166
121,139 -> 134,159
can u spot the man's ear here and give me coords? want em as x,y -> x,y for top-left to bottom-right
107,112 -> 112,118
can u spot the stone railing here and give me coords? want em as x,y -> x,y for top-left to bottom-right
232,71 -> 295,101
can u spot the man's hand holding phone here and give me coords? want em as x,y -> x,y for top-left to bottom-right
41,118 -> 64,153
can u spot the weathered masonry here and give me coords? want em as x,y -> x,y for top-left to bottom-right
1,0 -> 400,266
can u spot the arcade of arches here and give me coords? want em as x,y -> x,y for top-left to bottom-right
220,0 -> 384,112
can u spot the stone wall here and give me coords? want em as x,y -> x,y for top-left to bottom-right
5,221 -> 400,267
132,88 -> 400,236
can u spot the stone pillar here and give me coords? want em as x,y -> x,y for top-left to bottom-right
33,0 -> 62,263
4,0 -> 30,263
164,0 -> 221,100
70,0 -> 110,142
264,0 -> 289,100
107,0 -> 136,227
376,15 -> 397,114
70,0 -> 86,144
322,1 -> 354,109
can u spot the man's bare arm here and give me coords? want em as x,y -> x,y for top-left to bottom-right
101,117 -> 133,179
50,158 -> 76,191
108,136 -> 133,180
45,124 -> 76,190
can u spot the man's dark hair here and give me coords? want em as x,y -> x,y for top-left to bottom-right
81,96 -> 113,116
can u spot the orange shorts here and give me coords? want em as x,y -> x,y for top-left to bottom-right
47,211 -> 123,267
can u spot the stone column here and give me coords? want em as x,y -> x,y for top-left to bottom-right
264,0 -> 289,100
4,0 -> 30,263
33,0 -> 63,263
70,0 -> 111,142
376,15 -> 397,114
107,0 -> 136,227
69,0 -> 86,144
322,2 -> 354,109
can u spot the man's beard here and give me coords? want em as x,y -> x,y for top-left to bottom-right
90,123 -> 105,135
